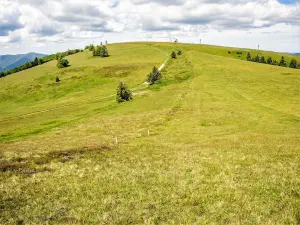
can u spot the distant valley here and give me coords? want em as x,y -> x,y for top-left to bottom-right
0,52 -> 47,72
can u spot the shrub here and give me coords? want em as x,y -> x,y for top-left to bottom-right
177,50 -> 182,56
147,66 -> 162,85
228,51 -> 231,54
246,52 -> 251,61
272,60 -> 278,65
267,57 -> 273,64
278,56 -> 287,67
0,72 -> 5,78
253,55 -> 260,62
171,51 -> 177,59
236,51 -> 243,55
57,59 -> 69,68
260,56 -> 266,63
56,76 -> 60,82
289,59 -> 297,68
116,81 -> 132,103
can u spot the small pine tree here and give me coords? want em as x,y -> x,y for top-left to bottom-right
177,50 -> 182,56
56,76 -> 60,82
171,51 -> 177,59
278,56 -> 287,67
105,40 -> 108,45
116,81 -> 132,103
100,46 -> 109,57
272,60 -> 278,65
246,52 -> 251,61
267,56 -> 272,64
260,56 -> 266,63
147,66 -> 162,85
289,59 -> 297,68
33,57 -> 39,66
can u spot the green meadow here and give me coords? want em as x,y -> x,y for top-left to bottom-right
0,42 -> 299,224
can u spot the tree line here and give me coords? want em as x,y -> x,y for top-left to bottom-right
246,52 -> 299,69
0,49 -> 82,78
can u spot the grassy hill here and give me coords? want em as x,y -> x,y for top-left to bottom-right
0,42 -> 299,224
0,52 -> 47,72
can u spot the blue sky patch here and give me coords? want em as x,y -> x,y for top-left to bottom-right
277,0 -> 296,4
112,0 -> 120,8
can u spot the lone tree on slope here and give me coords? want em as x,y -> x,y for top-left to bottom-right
147,66 -> 162,85
57,58 -> 69,68
171,51 -> 177,59
116,81 -> 132,103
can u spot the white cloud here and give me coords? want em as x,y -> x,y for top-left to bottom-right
0,0 -> 299,54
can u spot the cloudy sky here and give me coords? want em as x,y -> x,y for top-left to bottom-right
0,0 -> 299,55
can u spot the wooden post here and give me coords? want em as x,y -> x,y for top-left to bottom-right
115,137 -> 118,144
148,130 -> 150,136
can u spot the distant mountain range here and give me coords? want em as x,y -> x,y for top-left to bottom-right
292,53 -> 300,56
0,52 -> 47,72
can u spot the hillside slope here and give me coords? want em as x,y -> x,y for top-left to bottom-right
0,52 -> 47,71
0,43 -> 299,224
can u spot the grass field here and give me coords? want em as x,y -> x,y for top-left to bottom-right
0,42 -> 299,224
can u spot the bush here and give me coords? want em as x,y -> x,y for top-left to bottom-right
171,51 -> 177,59
57,59 -> 69,68
93,45 -> 109,57
236,51 -> 243,55
147,66 -> 162,85
267,57 -> 273,64
246,52 -> 251,61
289,59 -> 297,68
253,55 -> 260,62
228,51 -> 231,54
56,76 -> 60,82
278,56 -> 287,67
177,50 -> 182,56
116,81 -> 132,103
260,56 -> 266,63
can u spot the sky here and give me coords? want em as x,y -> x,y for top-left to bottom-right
0,0 -> 299,55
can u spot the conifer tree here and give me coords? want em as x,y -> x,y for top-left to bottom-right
267,56 -> 272,64
116,81 -> 132,103
100,46 -> 109,57
260,56 -> 266,63
171,51 -> 177,59
246,52 -> 251,61
147,66 -> 162,85
289,59 -> 297,68
278,56 -> 287,67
